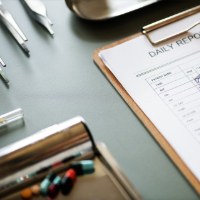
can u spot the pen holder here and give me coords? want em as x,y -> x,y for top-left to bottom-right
0,116 -> 141,200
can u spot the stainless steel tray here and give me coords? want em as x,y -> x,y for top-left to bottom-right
0,117 -> 141,200
65,0 -> 159,20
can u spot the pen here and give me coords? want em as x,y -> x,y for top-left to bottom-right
195,74 -> 200,83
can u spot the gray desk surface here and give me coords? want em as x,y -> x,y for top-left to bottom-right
0,0 -> 200,200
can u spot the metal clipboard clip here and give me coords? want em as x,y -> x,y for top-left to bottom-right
142,5 -> 200,45
142,5 -> 200,82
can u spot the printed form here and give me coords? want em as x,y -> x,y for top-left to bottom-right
99,14 -> 200,181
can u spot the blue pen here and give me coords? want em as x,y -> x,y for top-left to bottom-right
195,74 -> 200,83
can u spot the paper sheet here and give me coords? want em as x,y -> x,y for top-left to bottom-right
99,13 -> 200,181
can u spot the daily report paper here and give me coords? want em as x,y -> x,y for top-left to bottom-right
99,16 -> 200,181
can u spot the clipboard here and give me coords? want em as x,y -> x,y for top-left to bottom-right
93,5 -> 200,195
